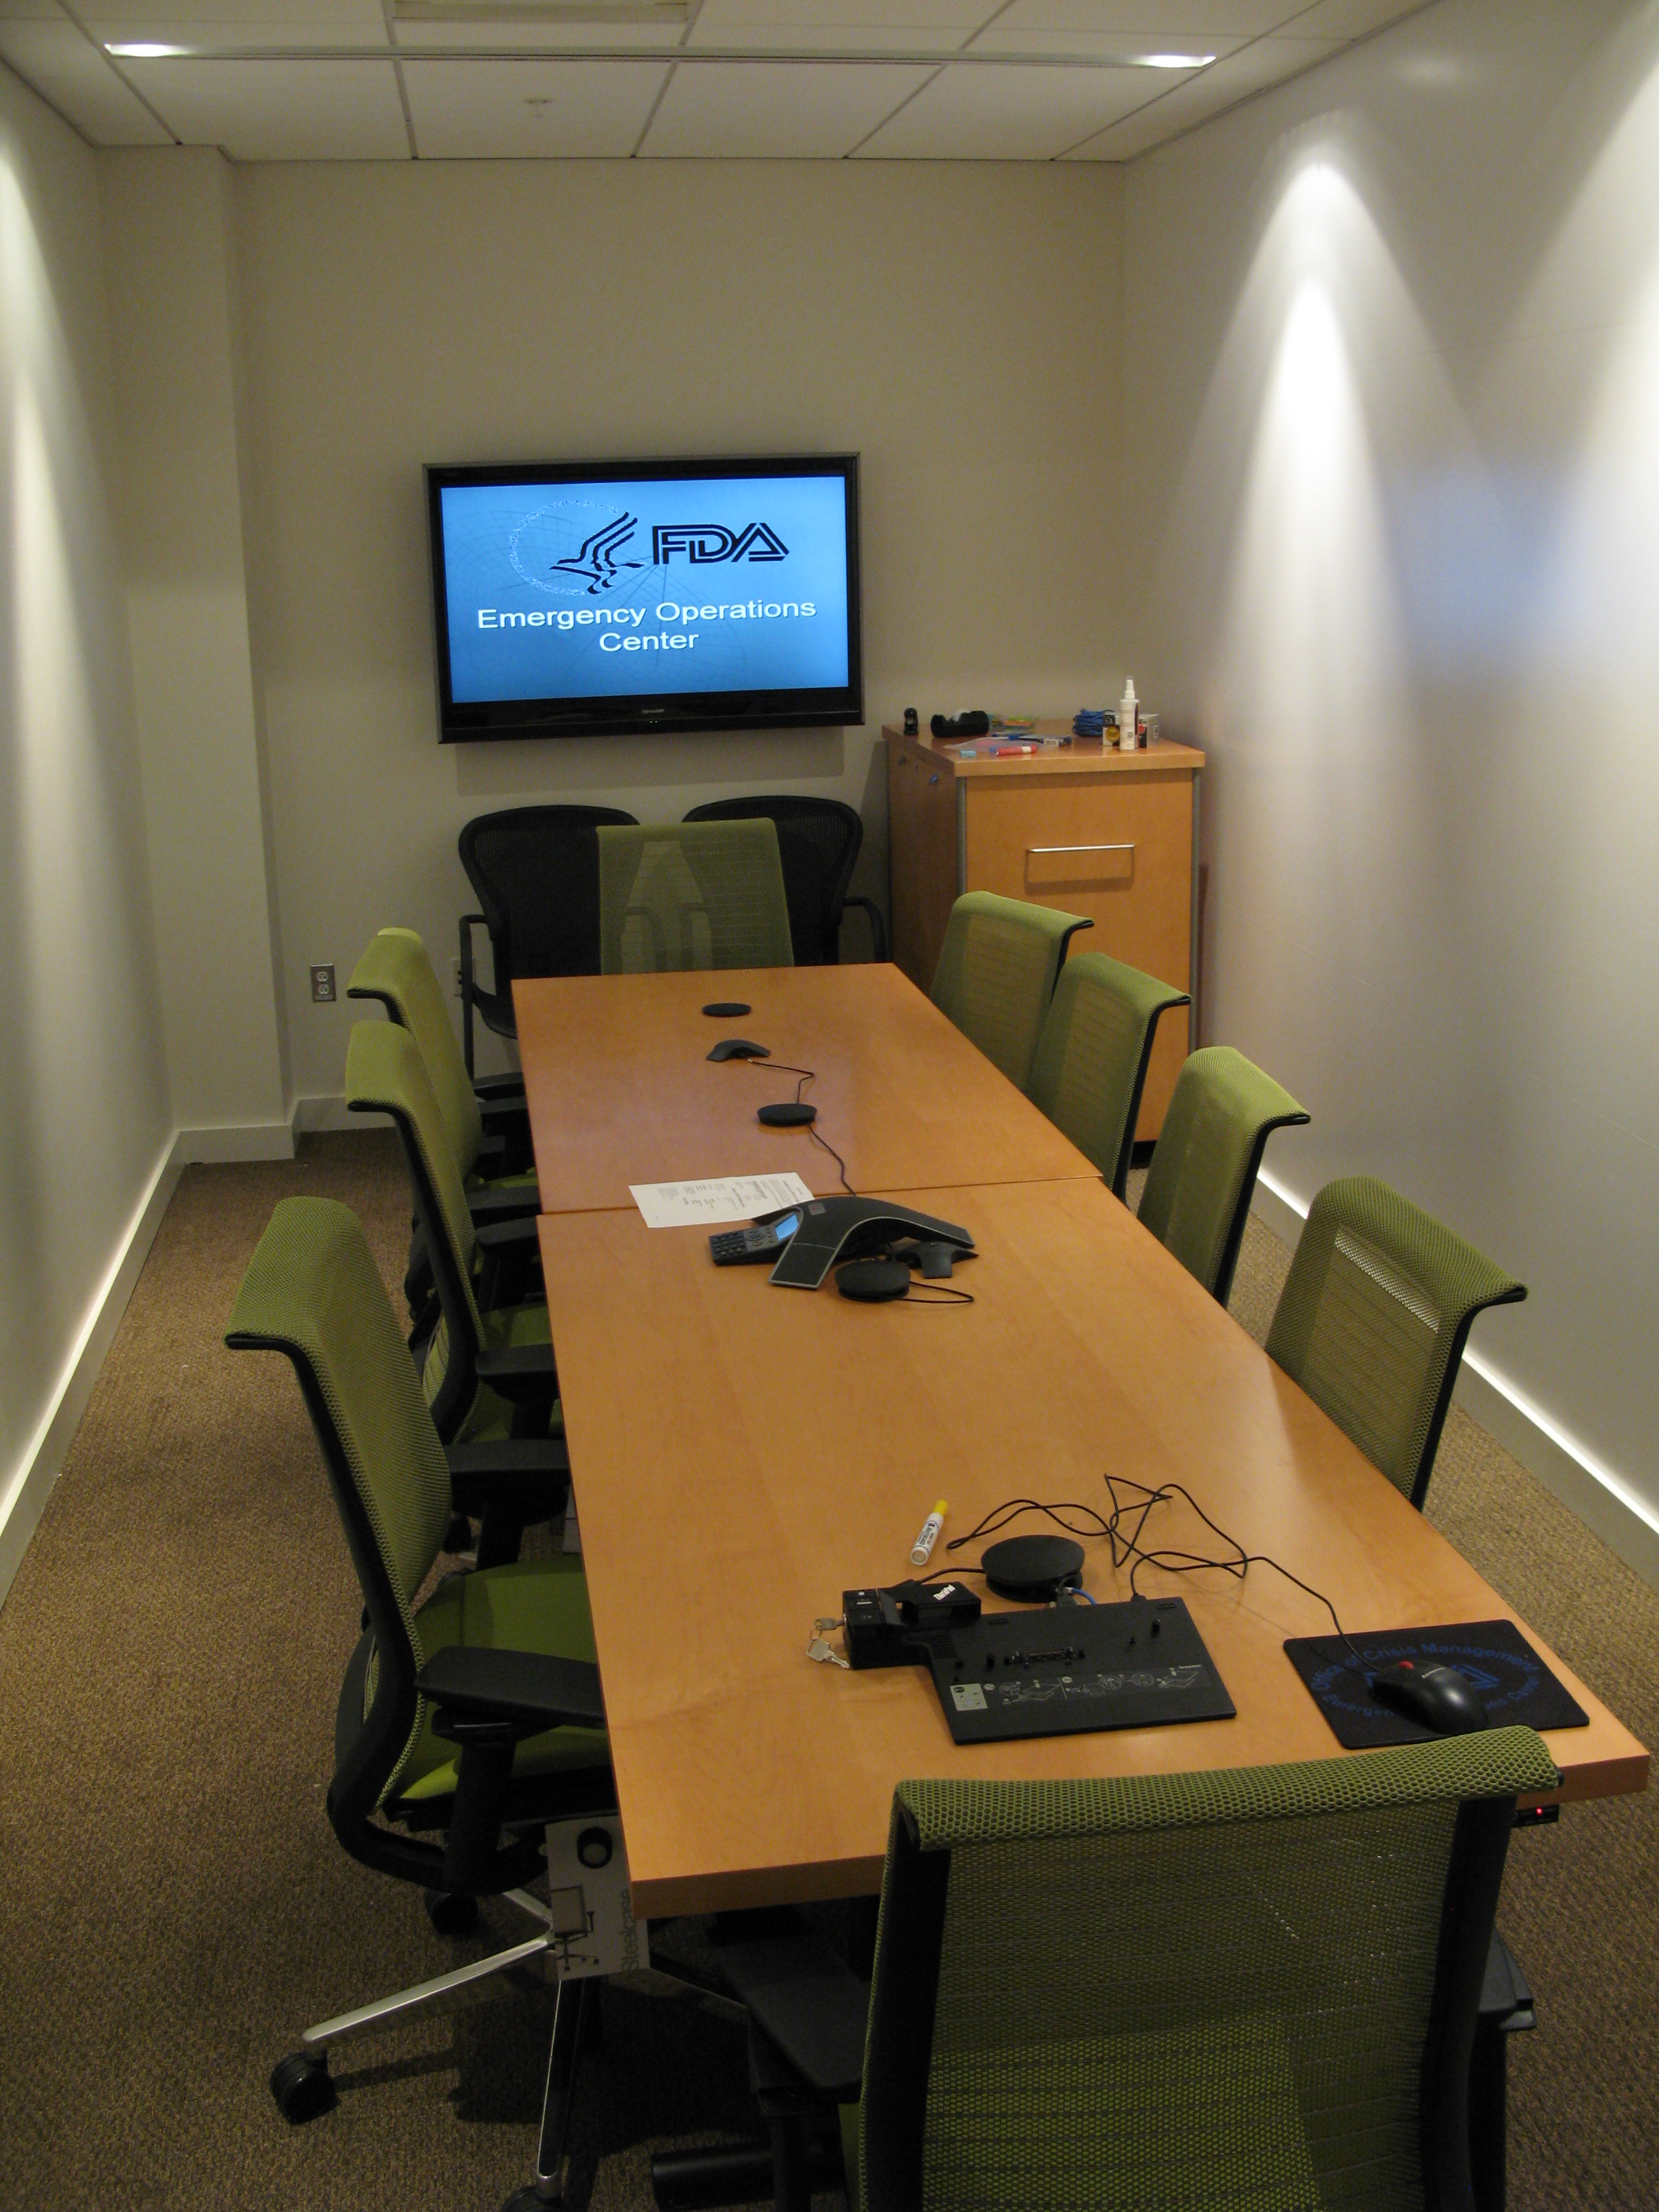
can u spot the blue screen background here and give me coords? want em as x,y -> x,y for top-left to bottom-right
438,474 -> 851,704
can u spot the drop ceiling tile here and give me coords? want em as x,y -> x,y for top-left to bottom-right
640,57 -> 932,155
854,57 -> 1149,158
965,28 -> 1244,61
693,0 -> 988,31
402,56 -> 668,152
119,55 -> 411,155
1061,32 -> 1343,156
685,22 -> 974,52
0,1 -> 64,20
978,1 -> 1307,31
1291,0 -> 1427,31
0,17 -> 174,139
393,19 -> 686,46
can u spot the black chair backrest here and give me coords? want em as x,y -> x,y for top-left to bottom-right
683,795 -> 862,965
459,804 -> 639,985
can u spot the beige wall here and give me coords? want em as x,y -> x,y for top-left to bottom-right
1122,0 -> 1659,1538
0,61 -> 171,1589
229,158 -> 1124,1100
103,146 -> 289,1152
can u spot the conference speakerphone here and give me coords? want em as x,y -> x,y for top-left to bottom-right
764,1197 -> 974,1290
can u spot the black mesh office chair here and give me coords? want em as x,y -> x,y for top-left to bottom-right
683,797 -> 885,963
458,804 -> 639,1074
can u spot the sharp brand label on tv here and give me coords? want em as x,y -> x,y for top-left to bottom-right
425,456 -> 862,742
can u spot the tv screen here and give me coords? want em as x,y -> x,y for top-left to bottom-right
426,455 -> 862,742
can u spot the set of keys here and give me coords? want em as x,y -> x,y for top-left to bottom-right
806,1616 -> 848,1668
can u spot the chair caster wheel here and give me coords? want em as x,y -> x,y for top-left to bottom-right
500,2170 -> 566,2210
443,1513 -> 474,1555
424,1887 -> 478,1936
270,2050 -> 335,2124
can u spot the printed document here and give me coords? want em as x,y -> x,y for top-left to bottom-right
629,1172 -> 815,1230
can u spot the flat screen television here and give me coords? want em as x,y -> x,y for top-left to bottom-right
425,454 -> 862,743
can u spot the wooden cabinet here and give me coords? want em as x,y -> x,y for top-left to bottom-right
884,725 -> 1204,1141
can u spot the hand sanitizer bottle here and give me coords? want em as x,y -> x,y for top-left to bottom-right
1118,678 -> 1137,749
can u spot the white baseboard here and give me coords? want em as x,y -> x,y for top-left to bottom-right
1252,1169 -> 1659,1595
172,1120 -> 295,1164
291,1093 -> 357,1135
0,1140 -> 182,1609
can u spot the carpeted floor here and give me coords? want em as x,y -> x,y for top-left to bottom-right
0,1135 -> 1652,2210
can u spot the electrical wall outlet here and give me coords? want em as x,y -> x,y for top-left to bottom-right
452,955 -> 463,998
309,964 -> 336,1004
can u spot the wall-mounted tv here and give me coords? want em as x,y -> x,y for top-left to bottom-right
426,454 -> 862,743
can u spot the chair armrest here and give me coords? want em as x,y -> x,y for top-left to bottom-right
480,1093 -> 530,1130
474,1344 -> 557,1404
474,1073 -> 526,1103
713,1917 -> 869,2101
475,1217 -> 541,1254
415,1643 -> 605,1731
468,1183 -> 540,1223
841,894 -> 888,964
445,1436 -> 569,1520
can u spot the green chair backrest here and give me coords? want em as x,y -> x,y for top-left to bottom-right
345,1020 -> 485,1436
1265,1175 -> 1526,1509
1028,951 -> 1190,1196
347,927 -> 483,1177
1137,1045 -> 1309,1304
226,1196 -> 453,1800
597,819 -> 794,973
853,1730 -> 1558,2212
929,892 -> 1091,1092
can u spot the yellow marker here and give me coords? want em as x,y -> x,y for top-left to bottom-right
910,1500 -> 949,1567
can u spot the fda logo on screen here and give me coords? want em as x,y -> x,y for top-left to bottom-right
651,523 -> 789,564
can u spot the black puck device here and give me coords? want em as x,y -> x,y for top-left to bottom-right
981,1534 -> 1085,1602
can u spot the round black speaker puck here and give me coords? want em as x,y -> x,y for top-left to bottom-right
981,1533 -> 1086,1602
836,1259 -> 911,1302
756,1101 -> 818,1128
702,1001 -> 751,1018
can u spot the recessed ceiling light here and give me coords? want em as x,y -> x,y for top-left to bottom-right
1138,53 -> 1214,69
105,42 -> 190,57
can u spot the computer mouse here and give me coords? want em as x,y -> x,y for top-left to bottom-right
1369,1660 -> 1489,1735
706,1038 -> 770,1062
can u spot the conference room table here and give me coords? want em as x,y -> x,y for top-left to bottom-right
518,965 -> 1648,1920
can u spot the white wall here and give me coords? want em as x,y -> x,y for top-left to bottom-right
102,148 -> 290,1158
1123,0 -> 1659,1540
0,62 -> 173,1594
228,159 -> 1124,1103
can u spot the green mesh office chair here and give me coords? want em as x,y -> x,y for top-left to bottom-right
1266,1175 -> 1527,1511
1137,1045 -> 1309,1304
597,819 -> 794,973
682,796 -> 886,962
347,926 -> 536,1186
929,892 -> 1092,1093
347,928 -> 540,1331
345,1024 -> 562,1550
1027,951 -> 1190,1198
226,1197 -> 614,2207
678,1730 -> 1558,2212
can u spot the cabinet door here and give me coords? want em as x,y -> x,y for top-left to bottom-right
963,770 -> 1193,1137
886,742 -> 961,991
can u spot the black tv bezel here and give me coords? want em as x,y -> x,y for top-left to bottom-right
425,453 -> 863,745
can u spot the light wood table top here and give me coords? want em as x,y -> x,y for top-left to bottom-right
514,963 -> 1099,1215
537,1178 -> 1648,1919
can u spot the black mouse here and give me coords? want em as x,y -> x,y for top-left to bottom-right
706,1038 -> 770,1062
1370,1660 -> 1489,1735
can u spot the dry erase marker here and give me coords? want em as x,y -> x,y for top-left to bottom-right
910,1500 -> 948,1567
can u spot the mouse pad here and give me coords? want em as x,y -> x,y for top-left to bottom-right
1284,1620 -> 1588,1749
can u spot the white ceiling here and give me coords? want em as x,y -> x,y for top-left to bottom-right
0,0 -> 1432,162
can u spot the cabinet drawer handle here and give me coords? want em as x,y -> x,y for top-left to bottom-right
1027,843 -> 1134,857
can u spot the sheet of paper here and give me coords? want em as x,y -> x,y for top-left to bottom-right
628,1173 -> 815,1230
